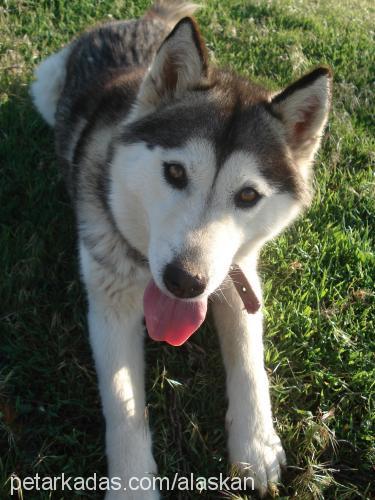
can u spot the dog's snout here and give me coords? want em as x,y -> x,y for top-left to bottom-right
163,263 -> 207,299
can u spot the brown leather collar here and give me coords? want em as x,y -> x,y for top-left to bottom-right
228,264 -> 260,314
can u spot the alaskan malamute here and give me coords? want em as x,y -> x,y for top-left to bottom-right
31,1 -> 331,497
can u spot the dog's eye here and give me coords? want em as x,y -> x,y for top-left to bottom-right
163,162 -> 188,189
235,187 -> 261,208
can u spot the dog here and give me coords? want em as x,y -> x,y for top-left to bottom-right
31,1 -> 332,497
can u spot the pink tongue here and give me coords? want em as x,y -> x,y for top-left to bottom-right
143,280 -> 207,346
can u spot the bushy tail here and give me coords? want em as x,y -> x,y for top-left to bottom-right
145,0 -> 200,27
30,45 -> 72,126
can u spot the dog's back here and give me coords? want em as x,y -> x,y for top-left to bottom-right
31,1 -> 199,193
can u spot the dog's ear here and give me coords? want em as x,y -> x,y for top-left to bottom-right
134,17 -> 208,116
270,67 -> 332,176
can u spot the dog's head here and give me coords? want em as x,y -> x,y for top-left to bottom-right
109,17 -> 332,343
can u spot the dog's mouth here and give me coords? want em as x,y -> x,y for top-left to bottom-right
143,264 -> 260,346
143,280 -> 207,346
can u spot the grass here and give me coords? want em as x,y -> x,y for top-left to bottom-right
1,0 -> 374,498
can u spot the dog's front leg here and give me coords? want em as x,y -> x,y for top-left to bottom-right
80,244 -> 158,500
212,258 -> 286,497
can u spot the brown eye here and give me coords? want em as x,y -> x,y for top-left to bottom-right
163,162 -> 188,189
235,187 -> 261,208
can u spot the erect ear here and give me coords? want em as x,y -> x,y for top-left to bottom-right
270,67 -> 332,175
134,17 -> 209,117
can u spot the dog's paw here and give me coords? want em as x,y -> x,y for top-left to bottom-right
105,426 -> 159,499
229,431 -> 286,497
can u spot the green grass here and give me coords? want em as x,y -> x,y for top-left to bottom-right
1,0 -> 374,498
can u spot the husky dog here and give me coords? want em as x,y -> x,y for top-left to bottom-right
31,0 -> 331,497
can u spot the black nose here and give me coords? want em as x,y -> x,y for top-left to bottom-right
163,263 -> 207,299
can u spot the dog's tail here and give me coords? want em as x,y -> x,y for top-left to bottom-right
30,45 -> 72,127
145,0 -> 200,27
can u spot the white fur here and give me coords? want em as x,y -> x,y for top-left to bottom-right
212,254 -> 286,496
103,139 -> 301,497
30,45 -> 71,126
110,142 -> 300,299
80,242 -> 158,499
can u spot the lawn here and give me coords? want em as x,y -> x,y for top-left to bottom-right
1,0 -> 374,498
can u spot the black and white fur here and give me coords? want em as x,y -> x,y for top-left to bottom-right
31,1 -> 332,497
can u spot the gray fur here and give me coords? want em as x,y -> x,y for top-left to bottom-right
46,4 -> 327,273
54,14 -> 174,269
55,17 -> 168,191
121,70 -> 306,198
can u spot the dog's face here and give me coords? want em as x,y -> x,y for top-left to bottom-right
110,18 -> 331,301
